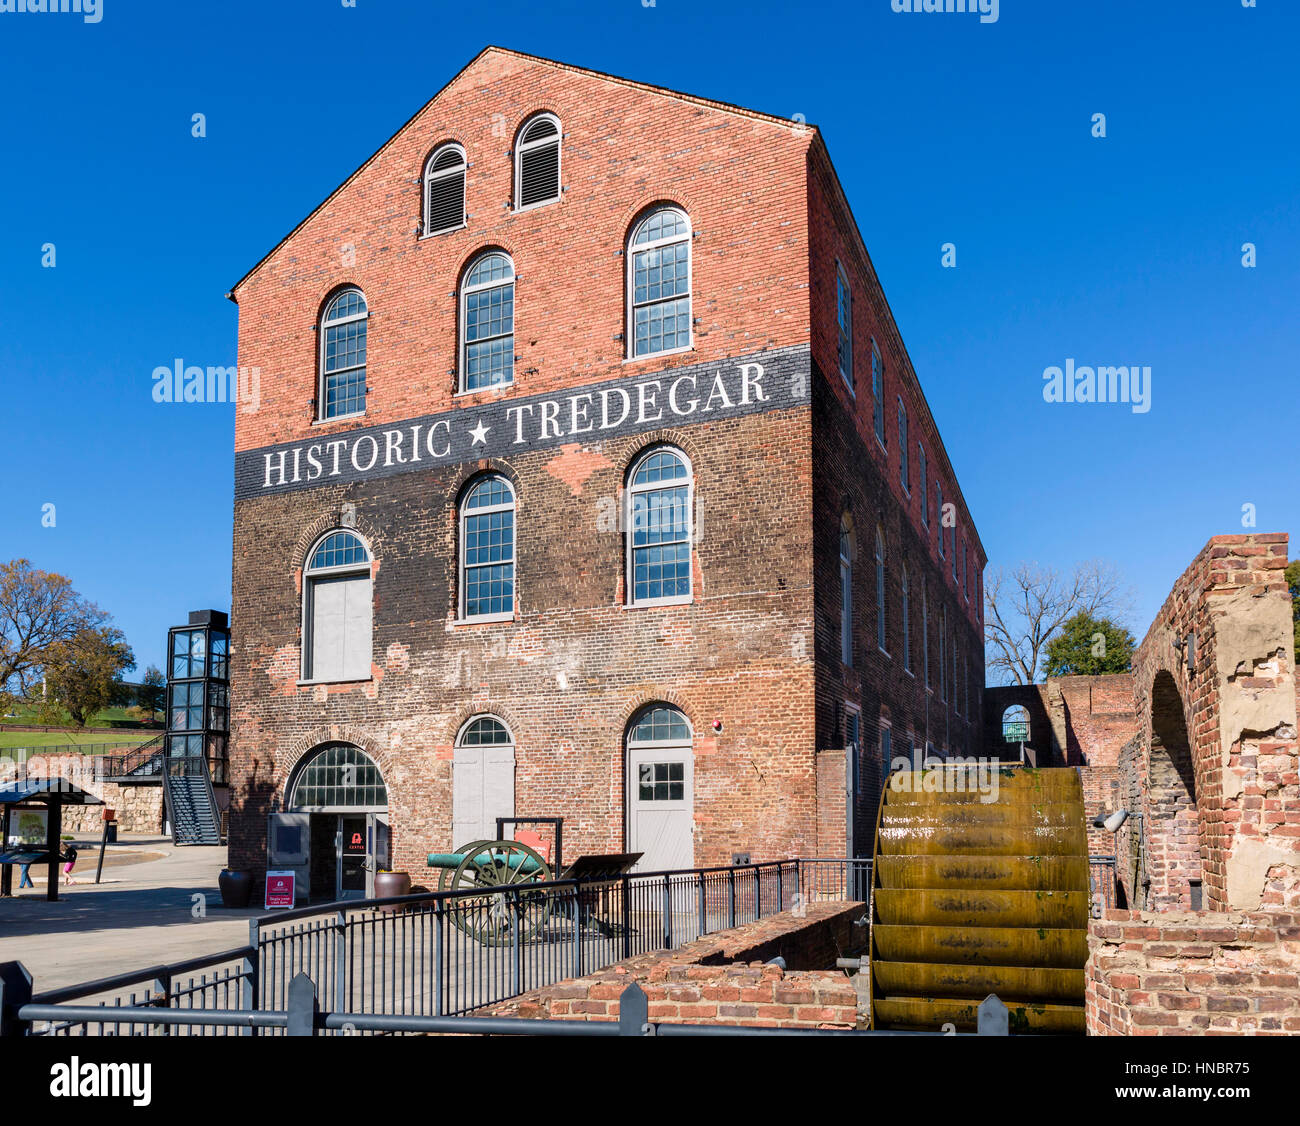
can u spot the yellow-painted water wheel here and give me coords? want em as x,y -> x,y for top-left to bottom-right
868,766 -> 1089,1034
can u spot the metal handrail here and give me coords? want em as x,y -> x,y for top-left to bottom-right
29,945 -> 256,1006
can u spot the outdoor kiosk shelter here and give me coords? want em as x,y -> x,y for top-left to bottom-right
0,778 -> 104,902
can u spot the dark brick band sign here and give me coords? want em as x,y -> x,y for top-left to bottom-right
235,345 -> 810,499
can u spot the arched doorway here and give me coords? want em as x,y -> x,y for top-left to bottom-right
286,743 -> 389,901
625,705 -> 694,872
1147,672 -> 1202,909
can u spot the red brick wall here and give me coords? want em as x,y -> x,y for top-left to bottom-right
226,48 -> 987,881
478,900 -> 865,1029
1125,534 -> 1299,912
1087,908 -> 1300,1035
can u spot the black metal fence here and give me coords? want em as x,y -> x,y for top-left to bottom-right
2,857 -> 871,1037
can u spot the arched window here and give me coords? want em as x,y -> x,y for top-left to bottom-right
460,252 -> 515,391
627,446 -> 693,605
302,530 -> 372,682
423,143 -> 466,236
460,474 -> 515,620
515,113 -> 561,210
839,515 -> 854,666
319,287 -> 368,419
628,207 -> 691,359
901,564 -> 911,673
453,715 -> 516,844
289,743 -> 387,811
898,398 -> 909,490
875,527 -> 887,652
1002,705 -> 1030,745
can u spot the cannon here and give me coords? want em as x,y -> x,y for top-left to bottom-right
426,839 -> 555,946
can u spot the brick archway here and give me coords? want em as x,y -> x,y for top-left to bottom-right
1145,670 -> 1203,909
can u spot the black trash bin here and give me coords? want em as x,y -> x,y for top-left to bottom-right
105,823 -> 118,844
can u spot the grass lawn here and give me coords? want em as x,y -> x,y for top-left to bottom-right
0,729 -> 159,749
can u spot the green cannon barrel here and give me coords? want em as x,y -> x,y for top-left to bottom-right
869,767 -> 1089,1034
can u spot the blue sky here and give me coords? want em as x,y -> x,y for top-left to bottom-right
1,0 -> 1296,675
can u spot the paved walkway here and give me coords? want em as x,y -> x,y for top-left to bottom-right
0,833 -> 260,993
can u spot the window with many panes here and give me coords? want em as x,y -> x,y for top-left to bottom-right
836,264 -> 853,392
627,705 -> 692,800
871,339 -> 885,446
170,630 -> 206,678
898,399 -> 909,490
627,446 -> 692,605
919,446 -> 928,526
319,287 -> 368,419
840,515 -> 854,666
461,475 -> 516,619
290,743 -> 387,810
461,252 -> 515,391
875,527 -> 887,652
169,682 -> 203,730
629,207 -> 691,359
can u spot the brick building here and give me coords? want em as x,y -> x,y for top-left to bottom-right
225,47 -> 985,899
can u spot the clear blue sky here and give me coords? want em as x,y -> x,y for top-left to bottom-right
2,0 -> 1296,676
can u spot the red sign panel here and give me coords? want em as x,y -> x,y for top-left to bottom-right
264,869 -> 296,909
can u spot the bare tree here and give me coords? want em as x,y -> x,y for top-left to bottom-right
0,559 -> 108,713
984,560 -> 1130,685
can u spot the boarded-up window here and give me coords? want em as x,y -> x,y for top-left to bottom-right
303,531 -> 372,682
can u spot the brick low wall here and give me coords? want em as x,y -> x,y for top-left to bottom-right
479,900 -> 867,1029
1087,908 -> 1300,1035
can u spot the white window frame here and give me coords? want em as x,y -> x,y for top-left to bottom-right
901,564 -> 911,674
422,142 -> 467,238
626,446 -> 694,607
455,714 -> 515,748
874,526 -> 888,655
318,287 -> 368,422
513,112 -> 562,212
840,516 -> 854,667
898,398 -> 909,492
836,263 -> 854,394
300,529 -> 373,684
459,475 -> 517,623
459,251 -> 515,393
627,207 -> 693,361
871,339 -> 885,449
919,446 -> 928,527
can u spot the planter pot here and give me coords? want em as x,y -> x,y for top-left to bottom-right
373,871 -> 411,912
218,868 -> 253,909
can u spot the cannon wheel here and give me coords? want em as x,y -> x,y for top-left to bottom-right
445,840 -> 554,947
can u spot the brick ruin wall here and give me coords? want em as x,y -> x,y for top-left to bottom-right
477,900 -> 866,1029
1088,908 -> 1300,1035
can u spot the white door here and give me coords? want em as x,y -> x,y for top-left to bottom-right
627,746 -> 694,872
452,745 -> 515,846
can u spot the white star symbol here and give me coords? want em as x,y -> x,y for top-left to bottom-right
468,419 -> 490,446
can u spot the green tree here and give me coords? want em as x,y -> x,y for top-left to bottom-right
1286,560 -> 1300,664
1042,611 -> 1134,677
138,665 -> 166,724
38,626 -> 137,727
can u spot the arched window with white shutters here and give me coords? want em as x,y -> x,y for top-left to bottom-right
453,716 -> 516,846
628,206 -> 692,359
514,113 -> 561,210
302,530 -> 373,682
423,143 -> 466,236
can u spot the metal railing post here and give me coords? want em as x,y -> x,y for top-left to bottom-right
697,871 -> 707,939
432,897 -> 444,1018
247,918 -> 262,1013
662,875 -> 672,949
335,910 -> 347,1017
977,994 -> 1008,1036
776,864 -> 784,914
152,970 -> 172,1037
286,972 -> 318,1036
0,962 -> 33,1038
728,868 -> 736,929
621,876 -> 632,960
572,886 -> 584,979
240,950 -> 257,1034
509,889 -> 522,997
618,982 -> 649,1036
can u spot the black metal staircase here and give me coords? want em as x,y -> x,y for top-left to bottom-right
163,756 -> 222,846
